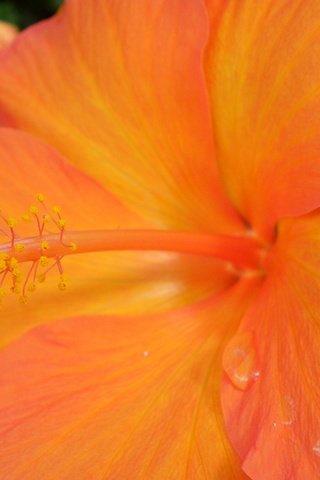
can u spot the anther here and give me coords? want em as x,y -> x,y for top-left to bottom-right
29,205 -> 39,215
12,268 -> 22,280
57,219 -> 66,230
14,243 -> 25,252
22,214 -> 32,222
36,193 -> 45,203
41,240 -> 49,252
9,258 -> 18,268
7,217 -> 17,228
68,242 -> 77,252
39,256 -> 50,267
52,205 -> 61,214
43,214 -> 51,223
19,295 -> 28,305
27,283 -> 36,292
58,275 -> 67,291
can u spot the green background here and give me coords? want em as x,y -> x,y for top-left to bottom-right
0,0 -> 63,29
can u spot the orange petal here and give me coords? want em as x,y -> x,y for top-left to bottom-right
0,128 -> 139,231
0,0 -> 243,233
205,0 -> 320,238
221,211 -> 320,479
0,20 -> 18,50
0,128 -> 235,349
0,278 -> 260,479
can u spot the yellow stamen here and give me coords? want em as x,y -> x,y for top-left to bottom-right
39,256 -> 50,267
9,257 -> 18,268
58,275 -> 67,291
29,205 -> 39,214
69,242 -> 77,252
22,214 -> 32,223
12,267 -> 22,280
57,219 -> 66,230
14,243 -> 25,252
36,193 -> 45,203
27,283 -> 36,292
7,217 -> 17,228
41,240 -> 49,252
52,205 -> 61,214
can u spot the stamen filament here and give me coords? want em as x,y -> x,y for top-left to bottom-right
0,229 -> 261,269
22,261 -> 36,298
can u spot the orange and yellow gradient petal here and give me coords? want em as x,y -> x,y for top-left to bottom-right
0,0 -> 243,233
221,211 -> 320,479
0,278 -> 260,480
206,0 -> 320,238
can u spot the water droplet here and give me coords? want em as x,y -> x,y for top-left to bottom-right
313,440 -> 320,457
222,331 -> 260,391
271,396 -> 295,429
281,396 -> 295,426
143,351 -> 150,357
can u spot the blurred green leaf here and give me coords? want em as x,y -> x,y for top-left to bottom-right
0,1 -> 20,25
0,0 -> 63,28
48,0 -> 63,9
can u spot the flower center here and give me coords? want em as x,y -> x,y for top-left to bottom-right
0,194 -> 267,305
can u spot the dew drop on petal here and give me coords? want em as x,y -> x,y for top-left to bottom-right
313,440 -> 320,457
272,396 -> 296,428
143,351 -> 150,357
222,331 -> 260,391
281,395 -> 295,426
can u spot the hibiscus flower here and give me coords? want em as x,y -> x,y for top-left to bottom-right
0,1 -> 319,479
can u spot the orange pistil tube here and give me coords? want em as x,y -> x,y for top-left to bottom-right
0,229 -> 262,270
